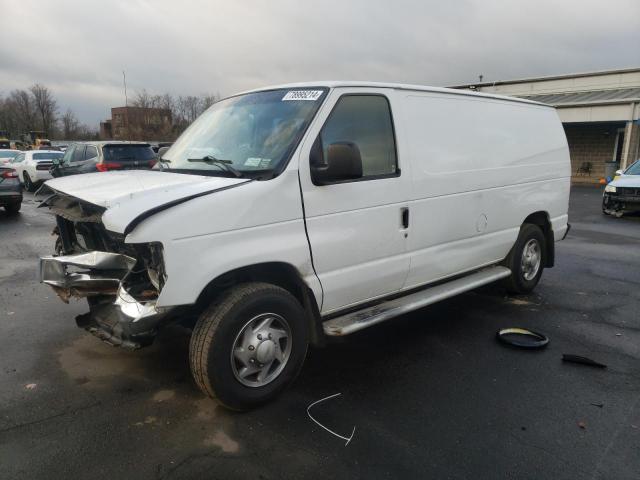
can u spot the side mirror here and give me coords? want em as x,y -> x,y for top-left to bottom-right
311,141 -> 363,185
615,169 -> 623,176
51,158 -> 60,166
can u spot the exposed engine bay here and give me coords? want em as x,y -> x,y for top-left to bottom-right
38,188 -> 174,349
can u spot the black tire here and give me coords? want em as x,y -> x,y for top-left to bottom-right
23,172 -> 34,192
4,202 -> 21,215
189,282 -> 309,411
502,224 -> 546,294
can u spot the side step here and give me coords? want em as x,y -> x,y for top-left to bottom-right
322,266 -> 511,336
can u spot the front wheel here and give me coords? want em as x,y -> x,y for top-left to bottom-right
189,282 -> 309,411
503,224 -> 546,294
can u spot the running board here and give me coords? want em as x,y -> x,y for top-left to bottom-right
322,266 -> 511,336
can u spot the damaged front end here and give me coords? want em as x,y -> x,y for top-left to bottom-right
603,187 -> 640,217
38,189 -> 173,349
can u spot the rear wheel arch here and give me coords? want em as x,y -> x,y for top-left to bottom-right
194,262 -> 324,346
522,211 -> 554,267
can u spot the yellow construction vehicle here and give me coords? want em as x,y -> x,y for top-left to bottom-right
21,131 -> 52,150
0,130 -> 10,149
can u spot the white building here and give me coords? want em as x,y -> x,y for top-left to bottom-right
451,68 -> 640,184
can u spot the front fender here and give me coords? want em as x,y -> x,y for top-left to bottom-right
157,219 -> 320,308
123,171 -> 322,310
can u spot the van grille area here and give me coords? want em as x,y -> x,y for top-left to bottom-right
54,215 -> 166,297
37,186 -> 169,348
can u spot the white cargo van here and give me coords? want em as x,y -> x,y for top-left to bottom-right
38,82 -> 570,410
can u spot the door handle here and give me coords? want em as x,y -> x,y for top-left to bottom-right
401,207 -> 409,229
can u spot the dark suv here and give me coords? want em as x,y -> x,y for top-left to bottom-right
50,141 -> 156,177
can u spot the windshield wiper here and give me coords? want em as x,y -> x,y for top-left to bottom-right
187,155 -> 243,177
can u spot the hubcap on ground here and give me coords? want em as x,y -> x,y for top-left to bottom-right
521,238 -> 541,281
231,313 -> 292,387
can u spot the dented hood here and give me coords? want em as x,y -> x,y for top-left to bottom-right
42,170 -> 250,234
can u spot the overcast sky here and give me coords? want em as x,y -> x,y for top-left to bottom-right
1,0 -> 638,126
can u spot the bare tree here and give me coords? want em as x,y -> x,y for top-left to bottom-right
132,89 -> 152,108
201,93 -> 219,111
75,123 -> 99,140
0,95 -> 13,135
5,89 -> 37,135
30,83 -> 58,136
60,109 -> 79,139
180,95 -> 203,123
159,93 -> 175,112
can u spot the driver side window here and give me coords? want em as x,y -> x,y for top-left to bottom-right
319,95 -> 398,179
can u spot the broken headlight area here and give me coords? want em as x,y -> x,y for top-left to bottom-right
42,223 -> 167,304
40,217 -> 169,348
39,250 -> 137,302
603,191 -> 640,216
38,188 -> 173,348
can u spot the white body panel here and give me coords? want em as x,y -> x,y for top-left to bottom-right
42,82 -> 571,319
397,92 -> 570,289
124,170 -> 320,308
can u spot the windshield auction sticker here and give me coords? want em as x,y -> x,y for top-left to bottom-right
282,90 -> 323,101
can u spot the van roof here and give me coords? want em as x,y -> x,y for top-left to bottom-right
238,81 -> 550,107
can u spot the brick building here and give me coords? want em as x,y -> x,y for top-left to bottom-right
451,68 -> 640,184
99,106 -> 172,141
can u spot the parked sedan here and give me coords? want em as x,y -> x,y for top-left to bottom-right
11,150 -> 64,191
0,165 -> 22,215
50,141 -> 156,178
0,149 -> 21,165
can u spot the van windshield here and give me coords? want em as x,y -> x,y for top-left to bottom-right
162,88 -> 327,178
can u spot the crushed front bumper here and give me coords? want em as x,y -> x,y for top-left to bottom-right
39,251 -> 136,301
39,251 -> 170,349
603,192 -> 640,215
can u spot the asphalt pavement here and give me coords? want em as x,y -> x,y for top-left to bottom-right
0,186 -> 639,479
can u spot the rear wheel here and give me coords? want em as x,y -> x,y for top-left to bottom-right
503,224 -> 546,294
4,202 -> 21,215
189,282 -> 309,411
23,172 -> 35,192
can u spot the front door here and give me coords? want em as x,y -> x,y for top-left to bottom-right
299,89 -> 411,314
